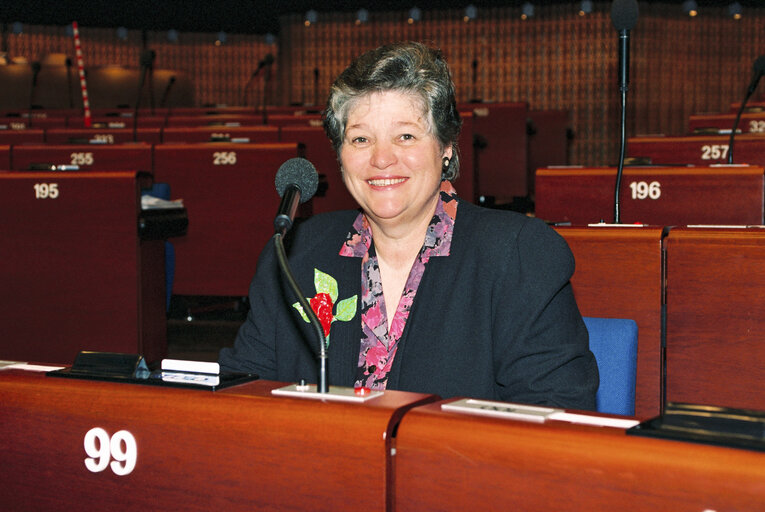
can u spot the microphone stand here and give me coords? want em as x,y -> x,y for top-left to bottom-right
614,75 -> 628,224
273,232 -> 329,393
727,57 -> 764,164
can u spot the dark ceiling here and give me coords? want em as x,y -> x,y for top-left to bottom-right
2,1 -> 760,35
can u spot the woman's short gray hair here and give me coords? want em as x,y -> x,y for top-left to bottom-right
323,41 -> 462,182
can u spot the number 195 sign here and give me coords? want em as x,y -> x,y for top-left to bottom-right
84,428 -> 138,476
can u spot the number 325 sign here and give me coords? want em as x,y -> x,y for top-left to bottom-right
84,428 -> 138,476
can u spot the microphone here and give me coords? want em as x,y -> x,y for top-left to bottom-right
610,0 -> 639,224
28,61 -> 41,127
271,158 -> 328,393
133,49 -> 156,142
274,157 -> 319,236
241,54 -> 274,105
65,57 -> 74,109
728,55 -> 765,164
160,75 -> 176,108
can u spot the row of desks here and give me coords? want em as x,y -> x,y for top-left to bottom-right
556,225 -> 765,418
1,369 -> 762,510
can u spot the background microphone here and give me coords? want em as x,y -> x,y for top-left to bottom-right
241,54 -> 274,105
610,0 -> 639,224
160,75 -> 176,108
271,157 -> 327,393
28,61 -> 41,127
728,55 -> 765,164
274,157 -> 319,236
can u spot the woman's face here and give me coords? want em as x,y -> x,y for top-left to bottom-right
340,90 -> 451,231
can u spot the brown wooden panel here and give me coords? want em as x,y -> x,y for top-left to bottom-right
527,109 -> 570,197
394,402 -> 765,511
0,371 -> 435,511
467,102 -> 528,201
165,114 -> 265,127
0,145 -> 9,169
10,143 -> 153,172
536,166 -> 764,225
554,226 -> 664,418
162,125 -> 280,143
152,143 -> 301,296
689,112 -> 765,135
0,128 -> 45,145
0,116 -> 66,130
627,134 -> 765,167
0,171 -> 166,364
45,127 -> 162,144
665,227 -> 765,410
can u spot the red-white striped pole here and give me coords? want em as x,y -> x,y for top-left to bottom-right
72,22 -> 92,128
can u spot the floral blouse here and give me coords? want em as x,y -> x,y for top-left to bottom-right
339,181 -> 459,390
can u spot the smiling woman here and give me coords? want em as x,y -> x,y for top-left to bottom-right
218,41 -> 599,409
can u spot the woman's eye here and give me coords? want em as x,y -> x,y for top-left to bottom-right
351,136 -> 367,144
400,133 -> 414,141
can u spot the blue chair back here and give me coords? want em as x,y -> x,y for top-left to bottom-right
583,317 -> 638,416
141,183 -> 174,311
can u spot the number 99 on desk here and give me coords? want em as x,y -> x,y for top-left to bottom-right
83,427 -> 137,476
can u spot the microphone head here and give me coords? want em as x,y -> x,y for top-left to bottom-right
275,157 -> 319,203
611,0 -> 639,31
753,55 -> 765,75
264,53 -> 275,66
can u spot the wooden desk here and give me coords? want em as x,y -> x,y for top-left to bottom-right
0,171 -> 167,364
468,102 -> 529,201
0,128 -> 45,144
165,114 -> 265,127
162,125 -> 280,143
536,165 -> 764,225
45,127 -> 163,144
0,370 -> 435,511
554,226 -> 665,418
664,227 -> 765,411
10,143 -> 153,171
627,134 -> 765,166
394,401 -> 765,511
152,143 -> 302,296
689,112 -> 765,135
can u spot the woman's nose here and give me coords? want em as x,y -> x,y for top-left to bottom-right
370,141 -> 397,169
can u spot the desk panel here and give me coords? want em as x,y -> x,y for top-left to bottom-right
468,102 -> 528,201
0,171 -> 166,364
394,402 -> 765,511
0,371 -> 435,511
0,128 -> 45,144
628,134 -> 765,166
536,165 -> 764,225
689,112 -> 765,135
554,226 -> 664,418
153,143 -> 301,296
162,125 -> 280,143
665,227 -> 765,410
11,143 -> 153,171
45,127 -> 162,144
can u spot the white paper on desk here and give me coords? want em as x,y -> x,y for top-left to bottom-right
547,411 -> 640,429
0,362 -> 66,372
141,195 -> 185,210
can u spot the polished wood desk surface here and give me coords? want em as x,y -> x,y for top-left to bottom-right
10,143 -> 154,171
394,400 -> 765,511
536,165 -> 764,225
0,171 -> 167,364
554,226 -> 665,418
161,125 -> 280,143
627,133 -> 765,166
44,127 -> 163,144
0,127 -> 45,144
688,111 -> 765,134
665,227 -> 765,411
0,369 -> 435,511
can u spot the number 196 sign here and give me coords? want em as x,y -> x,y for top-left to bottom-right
84,428 -> 138,476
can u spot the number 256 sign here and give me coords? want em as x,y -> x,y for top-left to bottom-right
84,428 -> 138,476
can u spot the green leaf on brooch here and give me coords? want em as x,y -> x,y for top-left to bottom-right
334,295 -> 358,322
314,268 -> 338,303
292,302 -> 309,322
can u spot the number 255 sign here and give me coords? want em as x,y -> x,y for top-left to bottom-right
84,428 -> 138,476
